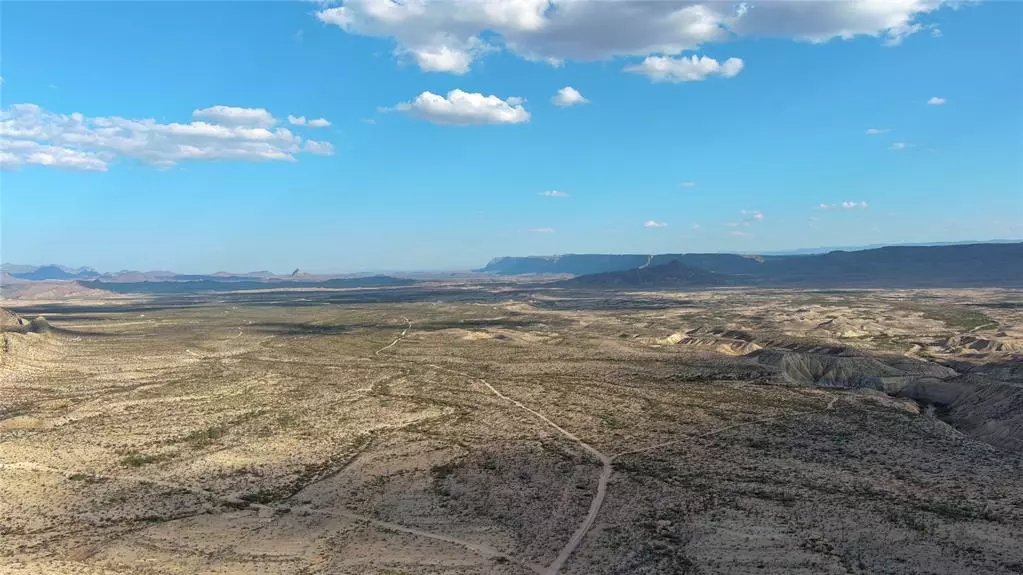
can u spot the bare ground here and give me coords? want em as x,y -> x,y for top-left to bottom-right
1,285 -> 1021,574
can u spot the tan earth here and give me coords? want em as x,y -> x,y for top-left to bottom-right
1,284 -> 1021,574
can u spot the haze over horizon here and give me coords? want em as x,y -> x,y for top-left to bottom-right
2,1 -> 1021,273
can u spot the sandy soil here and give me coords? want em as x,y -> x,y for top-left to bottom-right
1,285 -> 1021,574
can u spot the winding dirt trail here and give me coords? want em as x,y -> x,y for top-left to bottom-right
424,362 -> 612,575
375,317 -> 412,356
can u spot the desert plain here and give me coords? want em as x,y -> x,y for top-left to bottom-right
2,282 -> 1022,574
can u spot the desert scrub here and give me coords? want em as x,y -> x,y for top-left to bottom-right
184,425 -> 227,448
908,305 -> 995,332
121,452 -> 171,467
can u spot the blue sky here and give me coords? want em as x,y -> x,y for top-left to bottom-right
1,1 -> 1021,273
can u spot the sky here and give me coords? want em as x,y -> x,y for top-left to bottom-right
1,1 -> 1021,273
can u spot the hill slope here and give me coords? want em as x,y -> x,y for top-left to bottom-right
555,259 -> 728,289
487,242 -> 1023,288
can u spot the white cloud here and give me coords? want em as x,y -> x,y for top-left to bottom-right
303,140 -> 334,155
889,142 -> 912,150
865,128 -> 889,135
927,96 -> 946,105
539,190 -> 569,197
729,230 -> 751,238
393,89 -> 530,126
315,0 -> 953,74
551,86 -> 589,107
819,201 -> 869,210
643,220 -> 668,228
193,105 -> 276,128
0,139 -> 108,171
741,209 -> 765,221
625,55 -> 743,83
522,227 -> 555,234
0,102 -> 334,171
289,115 -> 331,127
679,181 -> 697,188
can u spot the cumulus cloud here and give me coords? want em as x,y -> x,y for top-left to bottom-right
315,0 -> 953,74
819,201 -> 869,210
551,86 -> 588,107
289,115 -> 332,127
643,220 -> 668,228
865,128 -> 889,135
539,190 -> 569,197
741,209 -> 765,221
392,89 -> 530,125
679,181 -> 697,188
927,96 -> 946,105
193,105 -> 276,128
625,55 -> 743,83
0,102 -> 334,171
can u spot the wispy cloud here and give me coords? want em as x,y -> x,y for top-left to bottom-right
741,209 -> 765,221
889,142 -> 913,150
818,201 -> 869,210
729,230 -> 751,238
521,227 -> 555,234
927,96 -> 946,105
865,128 -> 889,135
539,190 -> 569,198
0,103 -> 333,172
288,115 -> 332,127
643,220 -> 668,229
678,181 -> 697,188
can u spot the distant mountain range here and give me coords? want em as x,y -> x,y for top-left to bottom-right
555,260 -> 727,288
486,242 -> 1023,288
0,265 -> 368,284
1,264 -> 101,281
78,275 -> 420,294
4,240 -> 1022,291
745,239 -> 1022,256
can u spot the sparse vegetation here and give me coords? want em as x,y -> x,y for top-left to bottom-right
184,425 -> 227,448
121,452 -> 171,467
2,285 -> 1021,574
